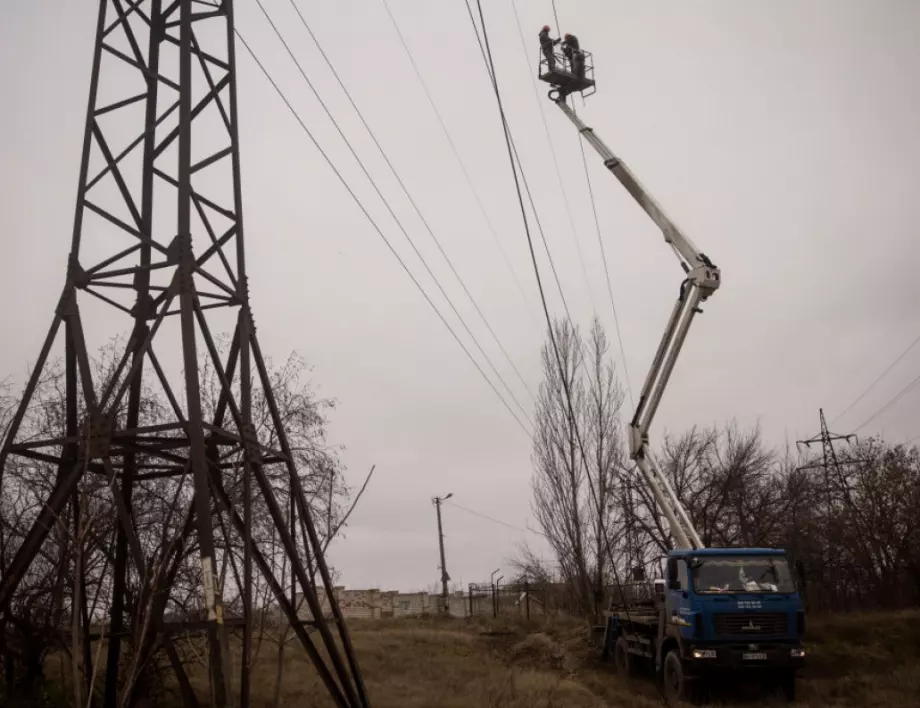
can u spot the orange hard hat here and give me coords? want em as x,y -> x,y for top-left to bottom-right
542,25 -> 551,31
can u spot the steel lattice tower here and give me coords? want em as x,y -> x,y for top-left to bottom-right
0,2 -> 368,706
796,408 -> 857,509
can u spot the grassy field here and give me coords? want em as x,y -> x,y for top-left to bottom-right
205,609 -> 920,707
37,609 -> 920,706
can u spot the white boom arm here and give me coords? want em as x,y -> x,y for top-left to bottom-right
554,99 -> 720,550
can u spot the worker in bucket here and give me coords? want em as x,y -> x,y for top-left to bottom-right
539,25 -> 559,71
562,32 -> 584,79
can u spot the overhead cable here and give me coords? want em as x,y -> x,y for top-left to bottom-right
576,128 -> 635,407
285,0 -> 537,407
508,0 -> 634,407
445,499 -> 546,537
379,0 -> 540,326
469,0 -> 599,488
234,29 -> 533,438
832,331 -> 920,426
470,11 -> 669,702
541,0 -> 599,318
854,372 -> 920,433
462,0 -> 583,350
468,0 -> 612,414
504,6 -> 598,317
251,0 -> 534,429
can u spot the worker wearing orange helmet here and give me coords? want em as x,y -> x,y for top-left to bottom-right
538,24 -> 560,71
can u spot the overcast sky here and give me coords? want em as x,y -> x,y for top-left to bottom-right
1,0 -> 918,593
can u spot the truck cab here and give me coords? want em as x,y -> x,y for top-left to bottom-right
622,547 -> 806,701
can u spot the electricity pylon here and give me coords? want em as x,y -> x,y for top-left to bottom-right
0,2 -> 368,706
796,408 -> 857,510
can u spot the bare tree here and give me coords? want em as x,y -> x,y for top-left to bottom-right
0,337 -> 357,703
607,422 -> 920,613
527,333 -> 920,617
584,320 -> 628,618
530,317 -> 627,620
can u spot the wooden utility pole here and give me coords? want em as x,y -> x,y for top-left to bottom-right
433,494 -> 453,615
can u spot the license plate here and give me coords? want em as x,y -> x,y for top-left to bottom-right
742,652 -> 767,660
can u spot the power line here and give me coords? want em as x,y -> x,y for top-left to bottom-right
853,371 -> 920,433
471,6 -> 642,534
234,29 -> 533,438
464,2 -> 598,452
251,0 -> 534,430
470,12 -> 667,704
507,0 -> 634,407
577,131 -> 634,407
467,0 -> 573,441
502,8 -> 597,317
832,330 -> 920,426
387,0 -> 590,397
286,0 -> 537,408
470,0 -> 608,521
379,0 -> 540,327
463,0 -> 583,351
502,0 -> 597,321
467,3 -> 624,452
466,0 -> 606,398
444,499 -> 546,537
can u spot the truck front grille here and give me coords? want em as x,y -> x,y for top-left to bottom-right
714,613 -> 787,636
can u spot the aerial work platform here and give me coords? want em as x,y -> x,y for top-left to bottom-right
538,47 -> 596,99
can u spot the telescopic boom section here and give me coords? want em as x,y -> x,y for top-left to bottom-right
553,99 -> 720,550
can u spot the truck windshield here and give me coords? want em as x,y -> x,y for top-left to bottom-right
691,555 -> 795,594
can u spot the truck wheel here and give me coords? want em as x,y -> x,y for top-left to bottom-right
780,671 -> 797,702
663,649 -> 692,702
614,636 -> 632,675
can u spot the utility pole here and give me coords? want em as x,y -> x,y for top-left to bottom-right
490,568 -> 501,618
433,493 -> 453,615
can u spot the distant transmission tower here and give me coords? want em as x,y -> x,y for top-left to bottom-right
0,2 -> 367,707
795,408 -> 857,509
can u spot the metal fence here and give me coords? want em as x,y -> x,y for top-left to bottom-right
465,581 -> 580,619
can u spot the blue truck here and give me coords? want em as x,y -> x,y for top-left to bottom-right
602,548 -> 806,701
540,43 -> 807,703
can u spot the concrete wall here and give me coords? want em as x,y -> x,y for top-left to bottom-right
392,592 -> 432,617
297,587 -> 389,621
291,586 -> 554,621
294,587 -> 490,620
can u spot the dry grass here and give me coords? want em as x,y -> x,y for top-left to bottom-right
211,610 -> 920,707
42,610 -> 920,706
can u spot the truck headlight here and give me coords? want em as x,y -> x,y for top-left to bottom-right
790,648 -> 806,658
692,649 -> 717,659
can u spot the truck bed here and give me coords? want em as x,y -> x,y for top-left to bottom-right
599,607 -> 660,661
608,607 -> 660,630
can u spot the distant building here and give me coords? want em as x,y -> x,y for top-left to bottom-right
293,587 -> 484,621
